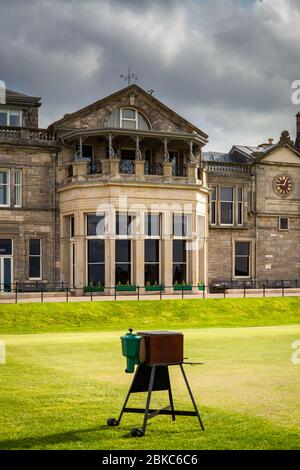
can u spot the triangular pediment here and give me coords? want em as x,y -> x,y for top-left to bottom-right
49,85 -> 207,140
256,143 -> 300,164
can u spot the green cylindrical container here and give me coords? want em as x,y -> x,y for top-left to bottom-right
120,328 -> 141,373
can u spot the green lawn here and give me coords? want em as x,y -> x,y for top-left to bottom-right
0,298 -> 300,450
1,297 -> 300,334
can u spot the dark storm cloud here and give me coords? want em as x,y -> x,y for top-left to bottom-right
0,0 -> 299,150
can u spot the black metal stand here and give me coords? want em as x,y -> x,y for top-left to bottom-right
107,363 -> 204,437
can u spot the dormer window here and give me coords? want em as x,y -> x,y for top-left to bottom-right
107,107 -> 151,130
0,109 -> 21,127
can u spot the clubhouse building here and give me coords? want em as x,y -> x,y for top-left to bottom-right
1,84 -> 300,292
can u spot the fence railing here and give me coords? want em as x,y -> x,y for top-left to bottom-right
0,280 -> 300,303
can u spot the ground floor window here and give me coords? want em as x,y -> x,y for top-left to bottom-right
29,239 -> 42,280
0,239 -> 12,292
87,239 -> 105,286
173,240 -> 187,284
144,239 -> 159,285
115,240 -> 131,285
234,241 -> 250,277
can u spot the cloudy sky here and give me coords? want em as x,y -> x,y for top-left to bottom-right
1,0 -> 300,150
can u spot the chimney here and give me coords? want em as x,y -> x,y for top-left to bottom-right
295,113 -> 300,149
268,138 -> 274,145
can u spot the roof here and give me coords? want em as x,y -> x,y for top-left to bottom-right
49,84 -> 208,140
4,89 -> 41,107
203,143 -> 277,164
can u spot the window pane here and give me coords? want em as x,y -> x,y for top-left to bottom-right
145,213 -> 160,236
0,111 -> 7,126
221,202 -> 233,224
173,264 -> 186,284
145,239 -> 159,263
221,187 -> 233,201
211,186 -> 217,200
9,112 -> 20,127
116,240 -> 131,263
173,214 -> 187,236
0,171 -> 8,184
211,201 -> 216,224
235,242 -> 249,256
29,239 -> 41,256
116,264 -> 131,285
173,240 -> 186,263
116,213 -> 132,235
235,257 -> 249,277
238,188 -> 243,202
87,214 -> 105,236
88,264 -> 105,286
88,239 -> 104,263
0,239 -> 12,255
122,108 -> 135,119
0,186 -> 7,205
14,170 -> 22,206
29,257 -> 40,278
70,216 -> 74,238
138,113 -> 150,130
3,258 -> 11,291
121,119 -> 136,129
280,218 -> 288,230
145,264 -> 159,285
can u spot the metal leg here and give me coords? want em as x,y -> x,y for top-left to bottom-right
180,364 -> 205,431
141,366 -> 156,434
117,365 -> 140,424
167,367 -> 176,421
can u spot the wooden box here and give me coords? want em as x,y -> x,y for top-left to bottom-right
138,331 -> 184,366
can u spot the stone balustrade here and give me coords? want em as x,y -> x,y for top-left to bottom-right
0,126 -> 57,144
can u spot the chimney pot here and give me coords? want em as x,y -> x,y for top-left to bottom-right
268,138 -> 274,145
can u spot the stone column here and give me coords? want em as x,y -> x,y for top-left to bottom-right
187,163 -> 198,184
198,214 -> 208,288
110,159 -> 120,178
105,238 -> 115,291
161,211 -> 173,290
59,214 -> 70,285
163,162 -> 173,182
73,160 -> 88,179
189,211 -> 199,291
74,210 -> 86,292
135,160 -> 145,180
133,238 -> 144,287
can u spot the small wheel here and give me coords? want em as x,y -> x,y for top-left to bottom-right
107,418 -> 119,427
131,427 -> 144,437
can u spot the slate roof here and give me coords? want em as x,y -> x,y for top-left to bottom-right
203,143 -> 275,164
4,89 -> 41,106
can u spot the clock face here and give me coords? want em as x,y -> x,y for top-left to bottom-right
273,174 -> 294,197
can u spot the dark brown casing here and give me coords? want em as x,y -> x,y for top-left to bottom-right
138,331 -> 184,366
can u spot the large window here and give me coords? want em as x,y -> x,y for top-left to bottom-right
144,213 -> 160,237
116,212 -> 132,236
234,241 -> 250,278
220,187 -> 233,225
0,109 -> 21,127
237,188 -> 243,225
173,240 -> 187,284
115,240 -> 131,285
210,186 -> 217,225
87,239 -> 105,286
173,214 -> 189,237
0,170 -> 9,207
145,240 -> 160,285
87,213 -> 105,236
14,169 -> 22,207
120,108 -> 150,130
29,239 -> 42,280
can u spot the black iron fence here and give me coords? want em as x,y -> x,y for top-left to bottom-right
0,280 -> 300,303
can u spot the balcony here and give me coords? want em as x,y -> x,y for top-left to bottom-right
0,126 -> 58,147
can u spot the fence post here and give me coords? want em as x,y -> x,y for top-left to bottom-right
41,286 -> 44,303
181,285 -> 184,299
296,279 -> 298,289
90,289 -> 93,302
263,283 -> 265,298
282,281 -> 284,297
15,282 -> 18,304
160,285 -> 162,300
244,283 -> 246,298
137,285 -> 140,301
66,287 -> 69,303
202,285 -> 205,299
114,286 -> 116,301
224,288 -> 226,299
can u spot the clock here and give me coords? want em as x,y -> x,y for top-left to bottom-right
273,174 -> 294,197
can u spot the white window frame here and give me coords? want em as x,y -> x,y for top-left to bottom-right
237,187 -> 243,226
0,109 -> 22,127
233,240 -> 251,279
0,169 -> 10,208
172,239 -> 189,284
144,239 -> 161,285
210,186 -> 217,225
115,238 -> 133,284
13,169 -> 22,208
279,217 -> 289,231
172,213 -> 191,238
120,107 -> 151,130
29,239 -> 42,281
220,186 -> 234,226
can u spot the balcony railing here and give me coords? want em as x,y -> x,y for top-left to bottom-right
144,161 -> 163,176
203,161 -> 251,174
172,163 -> 187,177
88,160 -> 102,174
0,126 -> 57,143
119,159 -> 135,174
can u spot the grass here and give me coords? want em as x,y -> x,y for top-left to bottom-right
0,297 -> 300,449
0,326 -> 300,450
0,297 -> 300,334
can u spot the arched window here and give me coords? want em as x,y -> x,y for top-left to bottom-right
107,108 -> 151,130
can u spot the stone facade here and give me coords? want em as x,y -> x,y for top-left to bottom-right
1,84 -> 300,292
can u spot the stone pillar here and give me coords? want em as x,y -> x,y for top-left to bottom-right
135,160 -> 145,181
198,214 -> 208,288
73,160 -> 88,179
133,238 -> 144,287
60,214 -> 70,285
187,163 -> 198,184
163,162 -> 173,183
110,159 -> 120,178
105,238 -> 115,290
101,159 -> 110,176
161,211 -> 173,290
189,211 -> 199,291
74,211 -> 86,291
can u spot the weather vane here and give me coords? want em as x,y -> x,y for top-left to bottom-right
120,65 -> 138,86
